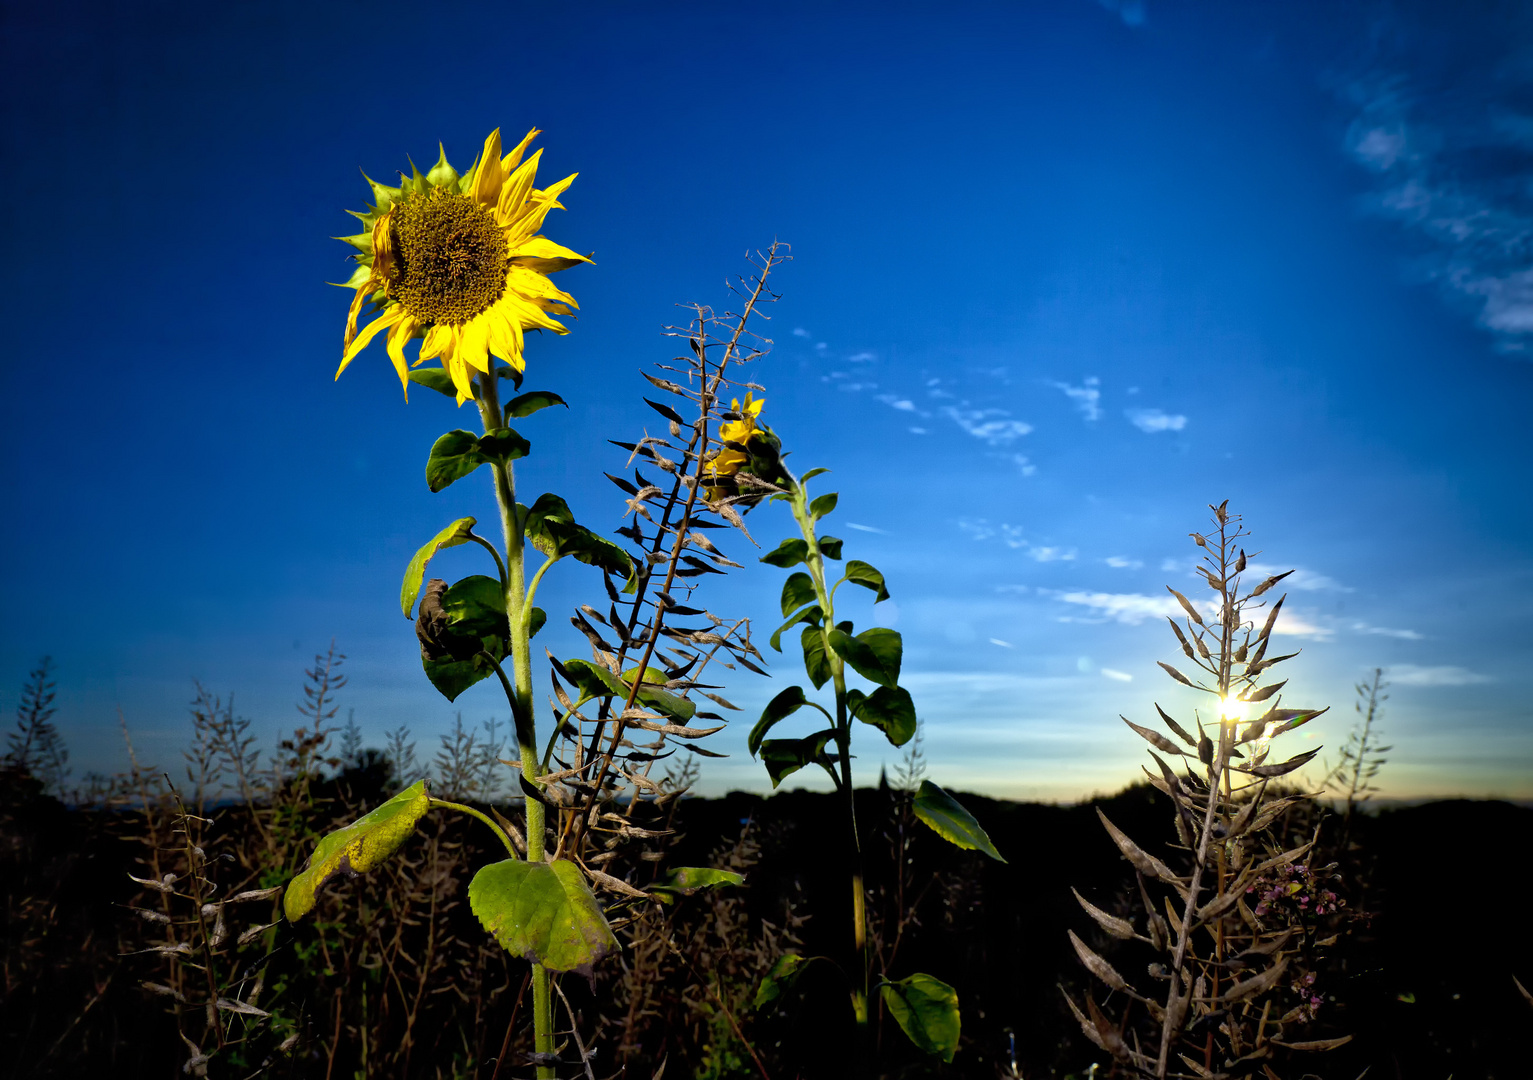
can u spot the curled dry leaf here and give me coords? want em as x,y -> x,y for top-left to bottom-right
1072,887 -> 1136,940
1069,929 -> 1130,992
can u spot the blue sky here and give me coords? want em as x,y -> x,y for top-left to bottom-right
3,0 -> 1530,801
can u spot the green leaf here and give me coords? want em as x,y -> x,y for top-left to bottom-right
760,729 -> 837,788
818,535 -> 844,560
749,685 -> 809,756
523,493 -> 576,556
800,467 -> 831,482
284,780 -> 431,921
827,627 -> 902,688
496,365 -> 525,391
426,430 -> 488,493
809,492 -> 839,520
523,493 -> 636,586
754,953 -> 809,1009
468,858 -> 617,976
760,538 -> 809,568
529,607 -> 546,638
913,780 -> 1006,862
780,572 -> 817,617
650,866 -> 745,904
477,426 -> 530,466
880,973 -> 960,1062
421,575 -> 511,701
840,560 -> 891,603
769,604 -> 822,653
850,685 -> 917,747
504,390 -> 568,418
401,518 -> 477,618
801,625 -> 832,689
407,368 -> 458,398
559,659 -> 696,721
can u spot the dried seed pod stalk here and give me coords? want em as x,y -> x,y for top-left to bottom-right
1064,503 -> 1350,1078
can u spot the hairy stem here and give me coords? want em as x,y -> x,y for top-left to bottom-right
474,366 -> 554,1079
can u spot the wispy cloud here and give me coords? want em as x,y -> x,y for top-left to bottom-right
1049,376 -> 1102,421
875,393 -> 927,416
1038,590 -> 1183,625
793,327 -> 810,338
1389,664 -> 1492,687
1339,18 -> 1533,352
990,638 -> 1014,649
1105,556 -> 1144,569
942,405 -> 1034,446
1126,408 -> 1187,433
1095,0 -> 1146,27
846,522 -> 885,534
1246,564 -> 1353,593
1010,454 -> 1038,477
1101,668 -> 1134,682
1352,621 -> 1424,640
1028,546 -> 1077,563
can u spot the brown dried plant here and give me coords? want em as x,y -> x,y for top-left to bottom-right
1064,502 -> 1353,1079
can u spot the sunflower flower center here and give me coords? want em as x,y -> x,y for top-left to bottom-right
389,190 -> 509,325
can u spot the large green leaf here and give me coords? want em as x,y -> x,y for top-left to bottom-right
840,560 -> 890,603
749,685 -> 810,756
760,538 -> 809,568
809,492 -> 838,520
284,780 -> 431,921
801,625 -> 833,689
880,973 -> 960,1062
780,572 -> 817,616
849,685 -> 917,747
504,390 -> 568,418
468,858 -> 617,976
650,866 -> 745,905
523,493 -> 576,555
754,953 -> 810,1009
827,627 -> 902,688
421,575 -> 510,701
401,518 -> 477,618
770,604 -> 821,652
426,430 -> 488,493
818,535 -> 844,560
407,367 -> 457,398
913,780 -> 1005,862
760,729 -> 837,788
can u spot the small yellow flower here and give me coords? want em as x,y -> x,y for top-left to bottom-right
704,394 -> 766,498
335,129 -> 589,404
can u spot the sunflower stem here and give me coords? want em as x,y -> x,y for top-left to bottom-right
788,474 -> 871,1069
475,364 -> 555,1080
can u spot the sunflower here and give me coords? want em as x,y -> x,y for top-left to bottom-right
335,128 -> 590,404
704,394 -> 767,499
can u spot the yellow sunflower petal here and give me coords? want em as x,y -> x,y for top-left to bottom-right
500,128 -> 540,175
503,173 -> 577,239
487,311 -> 526,370
343,276 -> 378,350
469,128 -> 508,206
447,356 -> 477,405
508,236 -> 592,275
495,149 -> 544,226
419,323 -> 454,361
337,307 -> 406,378
495,291 -> 569,336
458,315 -> 492,374
385,314 -> 420,397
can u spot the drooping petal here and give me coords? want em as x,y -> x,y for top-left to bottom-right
447,356 -> 477,405
337,307 -> 406,378
486,309 -> 525,369
418,323 -> 454,361
458,315 -> 492,375
385,314 -> 420,397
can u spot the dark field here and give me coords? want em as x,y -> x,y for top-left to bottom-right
4,764 -> 1530,1080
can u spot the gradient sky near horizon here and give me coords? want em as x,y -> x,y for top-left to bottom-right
4,0 -> 1531,802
